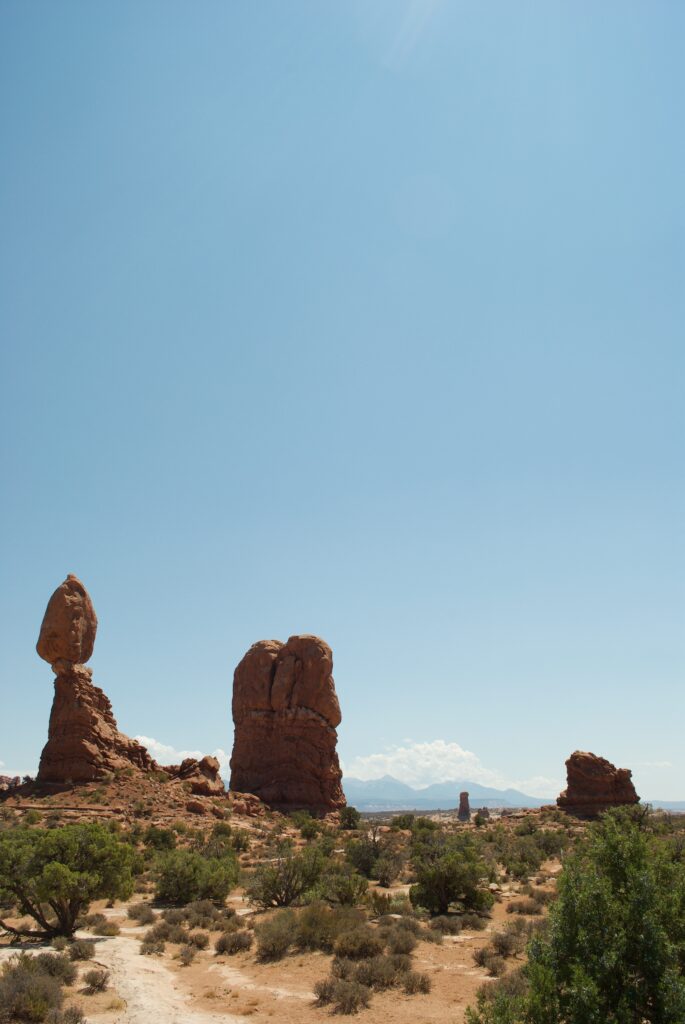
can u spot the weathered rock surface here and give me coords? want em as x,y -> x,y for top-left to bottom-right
166,755 -> 225,797
557,750 -> 639,818
37,663 -> 156,782
458,791 -> 471,821
37,574 -> 98,667
230,635 -> 345,815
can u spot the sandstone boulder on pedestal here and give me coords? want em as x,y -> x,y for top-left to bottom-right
229,635 -> 345,815
36,575 -> 156,784
458,791 -> 471,821
557,750 -> 639,818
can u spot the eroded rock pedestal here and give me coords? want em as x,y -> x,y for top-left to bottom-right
557,750 -> 639,818
458,791 -> 471,821
230,635 -> 345,815
36,575 -> 155,783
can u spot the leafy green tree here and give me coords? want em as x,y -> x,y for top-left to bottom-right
339,806 -> 361,830
410,833 -> 493,916
154,848 -> 238,905
246,843 -> 325,908
0,824 -> 135,938
467,810 -> 685,1024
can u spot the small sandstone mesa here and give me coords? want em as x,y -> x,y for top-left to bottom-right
458,790 -> 471,821
36,573 -> 98,668
36,574 -> 156,783
557,750 -> 640,819
229,635 -> 345,816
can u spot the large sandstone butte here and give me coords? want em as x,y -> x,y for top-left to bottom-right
230,635 -> 345,815
557,750 -> 639,818
36,575 -> 156,783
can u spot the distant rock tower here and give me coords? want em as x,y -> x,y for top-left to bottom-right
36,575 -> 156,782
230,635 -> 345,816
458,790 -> 471,821
557,751 -> 639,818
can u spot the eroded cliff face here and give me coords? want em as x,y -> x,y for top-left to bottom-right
557,750 -> 639,818
230,634 -> 345,815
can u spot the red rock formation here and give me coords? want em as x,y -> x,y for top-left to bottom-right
36,575 -> 156,783
557,750 -> 639,818
166,755 -> 225,797
37,574 -> 98,668
458,791 -> 471,821
230,635 -> 345,815
38,663 -> 156,782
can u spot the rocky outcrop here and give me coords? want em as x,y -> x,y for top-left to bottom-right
166,755 -> 225,797
36,575 -> 156,783
230,635 -> 345,815
557,750 -> 639,818
458,791 -> 471,821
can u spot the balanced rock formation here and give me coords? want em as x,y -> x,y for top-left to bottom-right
36,575 -> 156,783
166,755 -> 225,797
457,791 -> 471,821
230,635 -> 345,815
557,750 -> 639,818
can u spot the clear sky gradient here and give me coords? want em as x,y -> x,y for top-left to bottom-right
1,2 -> 683,799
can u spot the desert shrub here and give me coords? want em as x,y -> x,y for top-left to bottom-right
294,902 -> 362,953
215,929 -> 253,955
367,890 -> 413,917
68,939 -> 95,961
143,826 -> 176,851
473,949 -> 505,976
255,910 -> 295,961
339,807 -> 361,830
429,914 -> 462,934
0,823 -> 135,938
490,929 -> 518,958
392,814 -> 415,830
94,920 -> 120,936
48,1008 -> 86,1024
386,926 -> 416,954
0,953 -> 63,1022
84,912 -> 107,929
231,829 -> 250,853
461,912 -> 488,930
33,954 -> 77,985
160,907 -> 185,924
320,866 -> 368,906
140,939 -> 165,955
346,838 -> 379,878
314,976 -> 339,1005
410,833 -> 494,916
333,926 -> 384,960
84,967 -> 110,992
505,898 -> 540,916
168,924 -> 189,943
154,848 -> 238,905
143,921 -> 172,942
422,926 -> 443,944
332,979 -> 372,1014
246,843 -> 324,908
188,929 -> 209,949
354,954 -> 402,991
376,855 -> 401,888
403,970 -> 431,994
128,902 -> 156,924
178,944 -> 195,966
51,937 -> 68,952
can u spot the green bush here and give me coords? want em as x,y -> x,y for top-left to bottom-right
0,823 -> 135,938
246,844 -> 324,908
429,914 -> 462,934
320,866 -> 368,906
339,807 -> 361,830
143,826 -> 176,850
154,848 -> 238,905
410,834 -> 494,916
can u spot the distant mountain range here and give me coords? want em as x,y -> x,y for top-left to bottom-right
341,775 -> 552,811
340,775 -> 685,813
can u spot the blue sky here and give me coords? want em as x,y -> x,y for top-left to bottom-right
1,1 -> 683,799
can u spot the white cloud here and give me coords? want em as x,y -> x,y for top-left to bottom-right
637,761 -> 673,769
134,736 -> 231,780
343,740 -> 561,798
